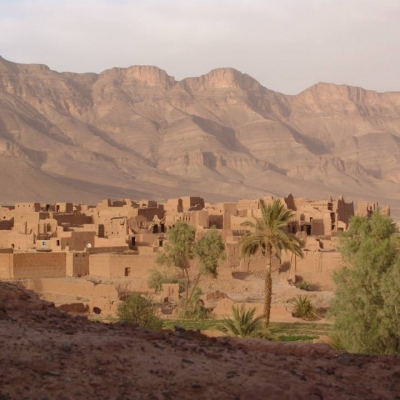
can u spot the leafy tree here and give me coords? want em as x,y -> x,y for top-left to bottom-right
330,212 -> 400,354
190,227 -> 226,303
217,304 -> 267,338
157,223 -> 226,309
239,199 -> 304,327
117,294 -> 163,331
156,221 -> 196,303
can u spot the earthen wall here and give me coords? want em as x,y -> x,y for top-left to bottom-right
13,252 -> 66,279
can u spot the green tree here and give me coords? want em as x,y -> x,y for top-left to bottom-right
330,212 -> 400,354
239,199 -> 304,327
117,294 -> 163,331
217,304 -> 266,338
156,221 -> 196,304
157,223 -> 226,309
190,227 -> 226,303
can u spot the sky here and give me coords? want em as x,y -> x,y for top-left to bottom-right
0,0 -> 399,95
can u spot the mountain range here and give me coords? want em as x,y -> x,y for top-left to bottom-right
1,56 -> 400,217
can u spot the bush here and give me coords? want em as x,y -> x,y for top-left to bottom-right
117,294 -> 163,331
292,295 -> 319,321
296,280 -> 313,291
147,269 -> 183,294
179,287 -> 209,320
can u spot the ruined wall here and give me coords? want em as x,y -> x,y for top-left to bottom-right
12,252 -> 66,279
13,212 -> 41,235
181,196 -> 205,211
0,231 -> 35,250
22,278 -> 120,316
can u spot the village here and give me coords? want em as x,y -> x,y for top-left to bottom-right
0,194 -> 389,321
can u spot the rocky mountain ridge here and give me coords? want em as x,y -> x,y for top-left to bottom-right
1,56 -> 400,216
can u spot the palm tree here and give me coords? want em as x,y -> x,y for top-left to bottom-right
239,199 -> 304,327
217,304 -> 266,338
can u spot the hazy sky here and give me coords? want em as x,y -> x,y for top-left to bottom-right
0,0 -> 399,94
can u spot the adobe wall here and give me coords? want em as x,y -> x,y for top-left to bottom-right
89,253 -> 157,280
13,252 -> 66,279
0,231 -> 35,250
52,214 -> 93,226
0,253 -> 13,279
13,212 -> 41,235
68,231 -> 96,251
66,252 -> 89,277
88,246 -> 130,254
181,196 -> 205,211
95,236 -> 128,248
280,250 -> 343,291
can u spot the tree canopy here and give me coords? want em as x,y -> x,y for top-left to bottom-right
157,222 -> 225,308
330,212 -> 400,354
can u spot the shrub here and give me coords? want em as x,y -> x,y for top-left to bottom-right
147,269 -> 183,294
179,287 -> 209,320
217,304 -> 271,338
117,294 -> 163,331
296,280 -> 313,291
292,295 -> 319,321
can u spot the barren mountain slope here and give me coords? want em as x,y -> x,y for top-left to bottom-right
1,57 -> 400,215
1,282 -> 400,399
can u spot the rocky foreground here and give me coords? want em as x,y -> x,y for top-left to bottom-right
0,282 -> 399,399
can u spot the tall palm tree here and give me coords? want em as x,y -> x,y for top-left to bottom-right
239,199 -> 304,327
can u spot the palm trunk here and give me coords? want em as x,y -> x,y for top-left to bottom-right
263,247 -> 273,328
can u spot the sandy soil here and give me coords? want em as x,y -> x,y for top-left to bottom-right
1,282 -> 399,400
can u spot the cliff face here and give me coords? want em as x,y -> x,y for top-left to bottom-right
1,56 -> 400,214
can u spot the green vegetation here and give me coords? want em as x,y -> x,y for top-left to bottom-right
157,223 -> 225,313
162,318 -> 331,342
217,304 -> 269,338
292,295 -> 319,321
147,269 -> 183,294
156,221 -> 196,304
330,212 -> 400,354
117,294 -> 163,331
239,199 -> 304,326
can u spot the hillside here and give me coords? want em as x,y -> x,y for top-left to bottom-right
1,57 -> 400,215
1,282 -> 399,399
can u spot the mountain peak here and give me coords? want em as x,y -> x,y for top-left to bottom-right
181,67 -> 262,91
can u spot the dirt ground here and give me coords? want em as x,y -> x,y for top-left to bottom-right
1,282 -> 399,400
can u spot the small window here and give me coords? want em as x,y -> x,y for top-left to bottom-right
124,267 -> 131,277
